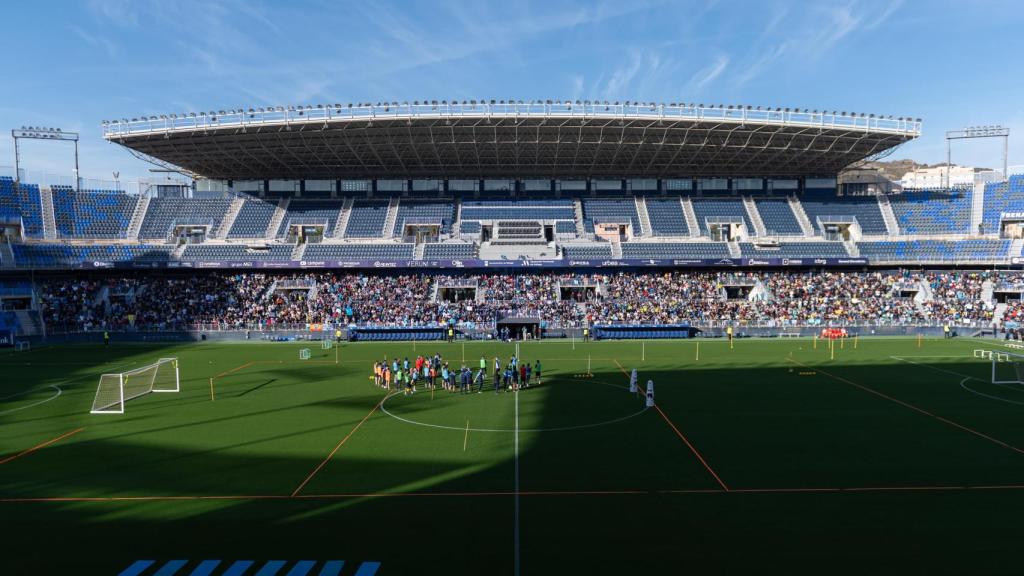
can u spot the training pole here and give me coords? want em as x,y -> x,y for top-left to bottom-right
695,341 -> 700,362
642,341 -> 645,362
588,354 -> 591,376
463,419 -> 469,451
335,346 -> 339,364
813,336 -> 817,350
854,335 -> 858,349
209,378 -> 215,401
572,330 -> 575,350
917,333 -> 922,348
462,342 -> 465,363
830,339 -> 835,361
841,338 -> 844,350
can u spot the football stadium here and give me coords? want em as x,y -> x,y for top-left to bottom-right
4,4 -> 1024,575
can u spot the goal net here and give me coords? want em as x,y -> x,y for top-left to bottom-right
981,349 -> 1024,385
91,357 -> 180,414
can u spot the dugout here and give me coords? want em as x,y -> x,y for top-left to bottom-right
592,324 -> 699,340
350,326 -> 446,341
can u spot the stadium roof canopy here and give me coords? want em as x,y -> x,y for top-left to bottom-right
103,101 -> 921,180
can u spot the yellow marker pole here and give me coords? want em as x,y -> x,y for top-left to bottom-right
642,341 -> 645,363
830,340 -> 835,361
854,335 -> 858,349
841,338 -> 845,350
695,341 -> 700,362
462,342 -> 465,363
463,419 -> 470,451
335,346 -> 339,364
209,378 -> 215,401
814,336 -> 818,350
917,333 -> 922,348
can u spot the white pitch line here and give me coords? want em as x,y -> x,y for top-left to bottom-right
514,385 -> 521,576
0,385 -> 62,415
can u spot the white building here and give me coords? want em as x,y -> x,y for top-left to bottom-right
900,165 -> 976,188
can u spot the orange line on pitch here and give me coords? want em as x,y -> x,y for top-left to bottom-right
291,392 -> 392,497
0,427 -> 85,466
214,361 -> 256,378
613,359 -> 630,378
789,358 -> 1024,455
654,405 -> 730,491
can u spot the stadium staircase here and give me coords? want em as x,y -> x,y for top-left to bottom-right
14,310 -> 43,336
265,198 -> 289,239
1010,238 -> 1024,260
39,187 -> 56,240
0,239 -> 13,268
291,242 -> 306,260
333,197 -> 354,238
453,199 -> 464,238
727,240 -> 741,258
383,198 -> 400,238
573,199 -> 585,236
742,196 -> 767,236
681,198 -> 700,237
788,195 -> 815,236
877,194 -> 900,235
843,239 -> 860,257
414,242 -> 426,259
972,180 -> 986,234
171,243 -> 188,259
610,240 -> 623,259
217,197 -> 246,239
995,302 -> 1008,326
982,278 -> 994,306
635,196 -> 652,236
126,196 -> 150,240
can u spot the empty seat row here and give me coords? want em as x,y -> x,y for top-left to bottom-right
645,198 -> 689,236
423,243 -> 478,259
228,199 -> 278,238
620,242 -> 731,259
52,187 -> 138,238
303,243 -> 414,260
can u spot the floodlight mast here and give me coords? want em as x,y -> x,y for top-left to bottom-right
945,125 -> 1010,186
11,127 -> 81,191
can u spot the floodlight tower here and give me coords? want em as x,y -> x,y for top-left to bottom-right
945,125 -> 1009,186
11,126 -> 81,191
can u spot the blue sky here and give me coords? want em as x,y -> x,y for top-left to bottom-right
2,0 -> 1022,183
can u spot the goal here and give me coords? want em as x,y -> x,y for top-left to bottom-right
986,350 -> 1024,385
91,358 -> 180,414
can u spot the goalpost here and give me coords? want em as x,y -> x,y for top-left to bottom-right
978,349 -> 1023,385
91,358 -> 180,414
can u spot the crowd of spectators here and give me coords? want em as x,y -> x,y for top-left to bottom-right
31,270 -> 1020,332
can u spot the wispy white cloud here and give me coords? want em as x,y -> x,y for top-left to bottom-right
688,54 -> 730,93
70,25 -> 118,58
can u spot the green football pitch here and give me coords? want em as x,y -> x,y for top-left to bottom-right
2,337 -> 1024,575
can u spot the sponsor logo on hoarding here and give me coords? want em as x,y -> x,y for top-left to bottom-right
373,261 -> 397,268
747,259 -> 770,265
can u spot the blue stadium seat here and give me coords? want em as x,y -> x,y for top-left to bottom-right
754,199 -> 803,235
344,200 -> 390,238
581,198 -> 641,233
800,190 -> 887,234
303,243 -> 414,260
228,199 -> 278,238
620,242 -> 731,259
139,198 -> 233,239
690,198 -> 753,236
889,187 -> 971,235
645,198 -> 689,236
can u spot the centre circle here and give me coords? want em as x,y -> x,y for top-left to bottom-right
379,377 -> 649,433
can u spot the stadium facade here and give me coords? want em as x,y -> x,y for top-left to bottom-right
1,101 -> 1023,340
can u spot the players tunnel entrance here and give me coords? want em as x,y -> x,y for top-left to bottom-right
497,316 -> 541,340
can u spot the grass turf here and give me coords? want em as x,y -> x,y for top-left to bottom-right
2,337 -> 1024,575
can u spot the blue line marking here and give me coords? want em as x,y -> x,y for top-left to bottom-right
317,561 -> 344,576
119,560 -> 155,576
153,560 -> 188,576
223,560 -> 255,576
353,562 -> 381,576
253,560 -> 287,576
190,560 -> 221,576
285,560 -> 316,576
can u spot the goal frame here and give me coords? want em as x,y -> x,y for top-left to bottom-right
91,357 -> 180,414
984,349 -> 1022,385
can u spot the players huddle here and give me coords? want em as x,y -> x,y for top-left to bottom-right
373,354 -> 542,396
